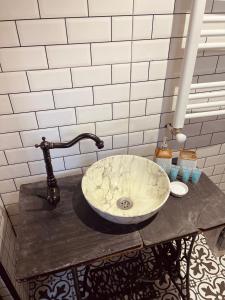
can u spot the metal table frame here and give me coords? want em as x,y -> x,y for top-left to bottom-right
73,233 -> 197,300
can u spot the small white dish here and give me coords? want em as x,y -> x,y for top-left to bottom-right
170,181 -> 188,198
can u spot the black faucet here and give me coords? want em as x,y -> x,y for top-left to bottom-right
35,133 -> 104,208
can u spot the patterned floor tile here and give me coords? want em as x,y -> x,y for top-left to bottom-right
194,275 -> 225,300
155,284 -> 199,300
189,234 -> 221,281
29,270 -> 77,300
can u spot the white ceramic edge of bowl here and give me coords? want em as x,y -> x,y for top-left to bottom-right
82,155 -> 171,220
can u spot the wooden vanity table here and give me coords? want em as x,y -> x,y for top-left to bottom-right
15,173 -> 225,300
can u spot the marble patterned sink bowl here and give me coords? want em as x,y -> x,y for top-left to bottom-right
81,155 -> 170,224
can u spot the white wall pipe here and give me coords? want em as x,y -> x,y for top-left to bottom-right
201,29 -> 225,36
172,0 -> 206,129
191,81 -> 225,89
185,109 -> 225,119
203,14 -> 225,22
187,100 -> 225,109
199,42 -> 225,49
189,90 -> 225,100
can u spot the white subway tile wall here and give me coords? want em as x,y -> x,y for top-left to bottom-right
0,0 -> 39,20
112,17 -> 132,41
0,72 -> 29,94
72,65 -> 111,87
27,68 -> 72,91
46,44 -> 91,68
0,46 -> 48,71
17,19 -> 67,46
10,91 -> 54,113
91,41 -> 131,65
67,17 -> 111,43
112,64 -> 130,84
0,5 -> 225,296
0,22 -> 19,47
38,0 -> 88,18
54,87 -> 93,108
133,16 -> 153,40
36,108 -> 76,128
0,95 -> 12,115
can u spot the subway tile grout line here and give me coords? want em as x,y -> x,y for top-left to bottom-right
14,21 -> 21,47
111,103 -> 113,120
110,16 -> 112,42
129,0 -> 148,154
147,61 -> 151,81
51,90 -> 56,109
74,104 -> 78,125
25,71 -> 31,92
0,13 -> 193,24
18,131 -> 24,148
91,86 -> 94,105
0,34 -> 224,49
44,46 -> 50,69
0,55 -> 223,74
3,151 -> 9,165
144,98 -> 147,116
36,0 -> 41,18
90,43 -> 93,66
26,161 -> 32,177
58,127 -> 67,170
7,94 -> 14,114
214,55 -> 220,74
69,68 -> 73,87
64,18 -> 69,44
1,112 -> 225,137
87,0 -> 90,17
158,8 -> 175,144
1,60 -> 223,91
34,111 -> 40,129
151,15 -> 154,39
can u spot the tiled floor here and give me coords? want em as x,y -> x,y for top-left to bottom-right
29,234 -> 225,300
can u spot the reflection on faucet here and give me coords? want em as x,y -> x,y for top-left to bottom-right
35,133 -> 104,208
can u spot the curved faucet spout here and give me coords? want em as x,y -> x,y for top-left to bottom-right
51,133 -> 104,149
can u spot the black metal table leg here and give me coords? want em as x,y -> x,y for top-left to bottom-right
151,233 -> 197,300
72,267 -> 82,300
172,234 -> 197,299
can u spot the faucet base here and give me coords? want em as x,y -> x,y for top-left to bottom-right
47,185 -> 60,207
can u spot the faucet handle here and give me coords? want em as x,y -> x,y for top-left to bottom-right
35,137 -> 54,150
35,136 -> 45,148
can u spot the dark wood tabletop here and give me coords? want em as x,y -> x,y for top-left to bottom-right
139,174 -> 225,246
16,173 -> 225,280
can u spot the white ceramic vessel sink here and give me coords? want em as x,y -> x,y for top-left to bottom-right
82,155 -> 170,224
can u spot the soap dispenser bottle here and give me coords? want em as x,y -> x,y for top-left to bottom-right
154,137 -> 172,174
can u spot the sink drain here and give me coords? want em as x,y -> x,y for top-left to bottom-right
117,197 -> 133,210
